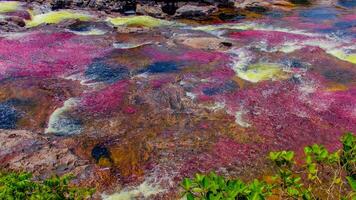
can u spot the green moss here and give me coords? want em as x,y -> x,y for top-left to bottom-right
26,10 -> 93,28
106,16 -> 172,28
236,63 -> 289,83
0,1 -> 21,13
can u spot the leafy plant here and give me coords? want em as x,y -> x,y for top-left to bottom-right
181,133 -> 356,200
269,151 -> 294,167
181,172 -> 272,200
341,133 -> 356,178
0,172 -> 94,200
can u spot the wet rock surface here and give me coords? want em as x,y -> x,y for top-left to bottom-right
174,5 -> 217,19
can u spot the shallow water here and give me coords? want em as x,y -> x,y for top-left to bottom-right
0,1 -> 355,199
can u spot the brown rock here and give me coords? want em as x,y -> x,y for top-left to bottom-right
233,0 -> 294,12
109,139 -> 152,178
136,4 -> 167,19
174,36 -> 232,50
174,5 -> 218,20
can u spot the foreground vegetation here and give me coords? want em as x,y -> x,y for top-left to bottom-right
181,133 -> 356,200
0,173 -> 94,200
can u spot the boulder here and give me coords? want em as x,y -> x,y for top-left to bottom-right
233,0 -> 294,12
174,5 -> 218,19
174,36 -> 232,50
136,4 -> 167,18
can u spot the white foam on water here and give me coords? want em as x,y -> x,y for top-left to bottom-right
229,47 -> 253,74
113,41 -> 152,49
209,101 -> 226,111
45,98 -> 81,135
234,109 -> 251,128
192,22 -> 318,38
67,28 -> 107,36
186,92 -> 197,100
102,181 -> 165,200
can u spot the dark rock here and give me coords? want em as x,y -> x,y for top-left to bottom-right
220,41 -> 233,47
162,1 -> 179,15
338,0 -> 356,8
323,69 -> 355,84
122,0 -> 137,14
202,0 -> 233,7
141,61 -> 179,73
85,59 -> 130,83
5,16 -> 26,27
218,13 -> 246,21
6,16 -> 26,27
289,0 -> 310,5
0,103 -> 19,129
203,80 -> 238,96
91,144 -> 110,161
51,0 -> 71,9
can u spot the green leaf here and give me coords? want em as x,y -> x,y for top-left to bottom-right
307,163 -> 317,174
195,174 -> 205,183
285,151 -> 294,161
346,176 -> 356,192
192,187 -> 204,193
287,187 -> 300,197
186,192 -> 195,200
182,178 -> 193,190
202,177 -> 211,189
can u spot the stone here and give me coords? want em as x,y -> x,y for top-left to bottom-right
136,4 -> 167,18
233,0 -> 294,12
174,36 -> 231,50
174,5 -> 218,20
51,0 -> 72,9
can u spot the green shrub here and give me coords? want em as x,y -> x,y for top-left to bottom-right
0,172 -> 94,200
181,132 -> 356,200
181,172 -> 272,200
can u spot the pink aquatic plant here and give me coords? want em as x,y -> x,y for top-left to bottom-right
0,32 -> 108,79
80,80 -> 129,114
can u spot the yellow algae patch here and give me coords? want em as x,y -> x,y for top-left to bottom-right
328,49 -> 356,64
106,16 -> 171,28
0,1 -> 20,13
26,10 -> 93,27
236,63 -> 289,83
325,83 -> 348,92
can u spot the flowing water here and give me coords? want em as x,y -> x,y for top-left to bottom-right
0,1 -> 355,199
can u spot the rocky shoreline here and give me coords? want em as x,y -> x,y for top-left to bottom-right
1,0 -> 348,33
0,0 -> 318,33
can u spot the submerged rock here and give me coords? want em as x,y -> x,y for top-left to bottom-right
85,61 -> 129,83
0,103 -> 19,129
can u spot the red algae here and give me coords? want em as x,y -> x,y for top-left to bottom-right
0,32 -> 108,79
178,51 -> 230,64
229,30 -> 310,45
80,80 -> 129,114
180,137 -> 267,177
218,79 -> 355,152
